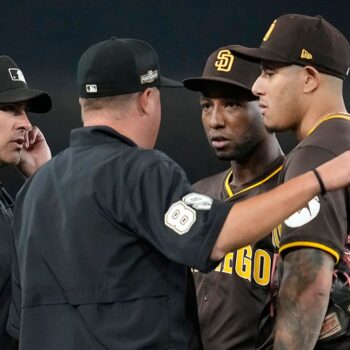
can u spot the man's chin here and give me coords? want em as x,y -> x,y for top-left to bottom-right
214,151 -> 237,161
0,156 -> 21,168
264,123 -> 286,133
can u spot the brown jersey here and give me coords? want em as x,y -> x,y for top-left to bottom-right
193,155 -> 285,350
279,115 -> 350,349
280,115 -> 350,262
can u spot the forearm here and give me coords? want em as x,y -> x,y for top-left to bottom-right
211,149 -> 350,259
274,249 -> 334,350
211,170 -> 319,259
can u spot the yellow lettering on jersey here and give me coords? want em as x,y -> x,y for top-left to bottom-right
213,246 -> 272,287
272,224 -> 282,248
215,50 -> 234,72
222,252 -> 234,274
253,249 -> 271,286
215,261 -> 223,272
263,19 -> 277,41
235,245 -> 252,280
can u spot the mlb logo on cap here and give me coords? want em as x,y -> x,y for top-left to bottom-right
9,68 -> 26,84
86,84 -> 98,93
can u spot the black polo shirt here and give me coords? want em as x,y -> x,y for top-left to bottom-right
9,126 -> 231,350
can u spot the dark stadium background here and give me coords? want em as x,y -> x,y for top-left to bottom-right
1,0 -> 349,196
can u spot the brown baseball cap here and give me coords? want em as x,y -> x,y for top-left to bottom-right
183,45 -> 260,99
230,14 -> 350,80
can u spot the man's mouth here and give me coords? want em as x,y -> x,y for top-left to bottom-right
258,102 -> 268,115
12,138 -> 25,148
210,136 -> 230,149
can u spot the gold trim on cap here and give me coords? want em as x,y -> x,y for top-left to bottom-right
263,19 -> 277,41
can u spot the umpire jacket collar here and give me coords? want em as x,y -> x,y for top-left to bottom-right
70,125 -> 137,147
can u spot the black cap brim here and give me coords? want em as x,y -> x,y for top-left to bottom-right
159,76 -> 183,88
230,45 -> 294,65
0,87 -> 52,113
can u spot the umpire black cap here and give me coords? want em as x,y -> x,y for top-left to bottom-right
77,37 -> 183,98
0,56 -> 52,113
183,46 -> 260,99
230,14 -> 350,80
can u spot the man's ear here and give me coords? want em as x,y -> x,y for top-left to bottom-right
138,88 -> 152,115
303,66 -> 320,93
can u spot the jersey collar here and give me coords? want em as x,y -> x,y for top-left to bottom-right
307,113 -> 350,136
224,156 -> 284,199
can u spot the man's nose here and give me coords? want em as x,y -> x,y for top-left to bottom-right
209,108 -> 225,128
16,111 -> 32,130
252,75 -> 264,97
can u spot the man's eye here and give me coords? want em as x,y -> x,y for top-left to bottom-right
226,101 -> 241,108
263,70 -> 274,77
0,105 -> 15,112
200,103 -> 211,110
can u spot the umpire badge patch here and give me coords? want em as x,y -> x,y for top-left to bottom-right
9,68 -> 26,83
284,196 -> 320,228
164,193 -> 213,235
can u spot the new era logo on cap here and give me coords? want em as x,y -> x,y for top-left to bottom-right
9,68 -> 26,84
301,49 -> 313,60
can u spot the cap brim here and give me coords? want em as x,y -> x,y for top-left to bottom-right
159,76 -> 183,88
183,76 -> 257,100
0,87 -> 52,113
183,76 -> 252,92
230,45 -> 293,65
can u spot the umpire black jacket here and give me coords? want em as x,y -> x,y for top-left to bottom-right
8,126 -> 230,350
0,184 -> 18,350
